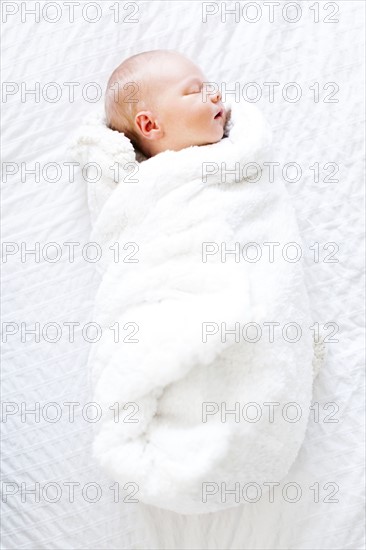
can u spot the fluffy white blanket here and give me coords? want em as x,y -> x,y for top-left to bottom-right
70,99 -> 325,515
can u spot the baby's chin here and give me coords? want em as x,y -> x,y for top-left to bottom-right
203,127 -> 226,146
153,128 -> 226,155
190,124 -> 226,148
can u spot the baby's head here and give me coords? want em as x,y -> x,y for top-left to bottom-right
105,50 -> 226,158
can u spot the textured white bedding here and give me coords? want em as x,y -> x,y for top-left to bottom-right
1,1 -> 365,549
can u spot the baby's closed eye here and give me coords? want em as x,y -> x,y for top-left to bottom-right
185,86 -> 202,95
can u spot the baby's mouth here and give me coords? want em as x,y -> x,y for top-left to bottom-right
214,108 -> 225,121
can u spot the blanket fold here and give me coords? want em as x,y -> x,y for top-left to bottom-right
69,99 -> 323,514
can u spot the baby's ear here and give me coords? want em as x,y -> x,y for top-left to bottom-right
135,111 -> 161,140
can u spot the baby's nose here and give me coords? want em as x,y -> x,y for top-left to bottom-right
210,88 -> 222,102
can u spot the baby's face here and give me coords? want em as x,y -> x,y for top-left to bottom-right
138,55 -> 226,155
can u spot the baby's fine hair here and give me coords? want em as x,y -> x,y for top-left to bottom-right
104,49 -> 180,152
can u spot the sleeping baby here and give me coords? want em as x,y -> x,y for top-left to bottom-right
71,49 -> 325,515
104,49 -> 227,157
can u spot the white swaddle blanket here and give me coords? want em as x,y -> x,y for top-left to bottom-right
69,99 -> 325,514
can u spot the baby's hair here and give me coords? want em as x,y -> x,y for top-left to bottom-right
105,49 -> 182,153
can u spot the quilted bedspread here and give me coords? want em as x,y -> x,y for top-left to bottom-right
1,1 -> 364,548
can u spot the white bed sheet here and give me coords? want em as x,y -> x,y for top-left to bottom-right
1,1 -> 365,549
